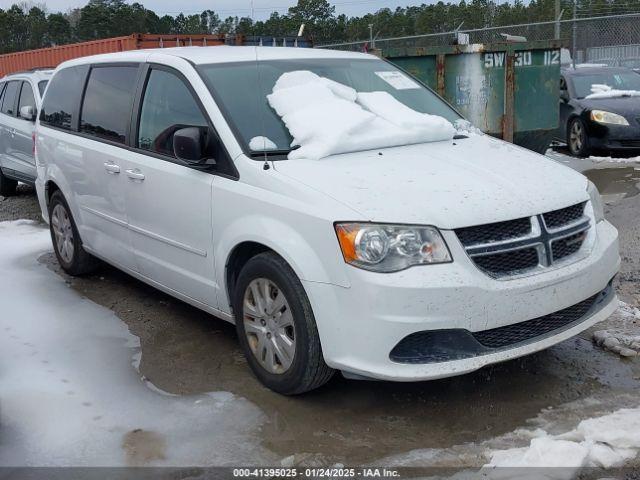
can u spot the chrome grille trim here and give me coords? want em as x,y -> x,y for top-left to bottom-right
456,202 -> 591,279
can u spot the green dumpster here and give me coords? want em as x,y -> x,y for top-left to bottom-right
385,40 -> 562,154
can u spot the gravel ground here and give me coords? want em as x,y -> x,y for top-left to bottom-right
2,156 -> 640,467
0,184 -> 43,223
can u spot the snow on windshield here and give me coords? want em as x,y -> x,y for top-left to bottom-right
586,83 -> 640,99
266,71 -> 456,160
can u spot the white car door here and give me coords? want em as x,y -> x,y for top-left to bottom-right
11,81 -> 38,180
58,64 -> 140,269
123,66 -> 217,307
0,81 -> 24,177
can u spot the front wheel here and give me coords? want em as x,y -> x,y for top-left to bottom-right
48,191 -> 99,276
234,252 -> 334,394
568,117 -> 591,157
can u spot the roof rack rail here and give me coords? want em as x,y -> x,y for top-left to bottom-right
5,66 -> 55,76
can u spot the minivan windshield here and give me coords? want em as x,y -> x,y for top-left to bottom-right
198,58 -> 461,157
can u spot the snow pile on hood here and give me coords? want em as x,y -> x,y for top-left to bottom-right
454,118 -> 483,137
266,71 -> 455,160
586,83 -> 640,99
485,407 -> 640,470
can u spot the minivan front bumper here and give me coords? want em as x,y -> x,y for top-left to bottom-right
304,219 -> 619,381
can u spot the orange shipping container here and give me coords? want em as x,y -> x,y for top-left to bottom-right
0,33 -> 232,77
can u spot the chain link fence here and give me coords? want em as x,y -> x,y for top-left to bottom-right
319,12 -> 640,68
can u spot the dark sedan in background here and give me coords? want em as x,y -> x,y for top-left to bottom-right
558,66 -> 640,157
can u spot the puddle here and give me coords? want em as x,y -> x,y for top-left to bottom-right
584,167 -> 640,203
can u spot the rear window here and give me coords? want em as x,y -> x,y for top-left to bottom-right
80,66 -> 138,144
40,66 -> 87,130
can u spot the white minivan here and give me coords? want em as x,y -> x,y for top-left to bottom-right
35,47 -> 620,394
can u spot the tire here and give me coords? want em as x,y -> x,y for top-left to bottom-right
567,117 -> 591,157
48,190 -> 99,276
233,252 -> 334,395
0,169 -> 18,197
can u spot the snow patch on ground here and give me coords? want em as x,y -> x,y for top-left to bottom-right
485,407 -> 640,469
588,155 -> 640,164
586,84 -> 640,100
266,70 -> 455,160
377,394 -> 640,474
0,221 -> 273,466
592,301 -> 640,357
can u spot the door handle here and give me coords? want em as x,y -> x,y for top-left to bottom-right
126,169 -> 145,181
104,162 -> 120,174
10,128 -> 16,137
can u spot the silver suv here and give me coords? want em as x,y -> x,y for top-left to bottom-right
0,69 -> 52,196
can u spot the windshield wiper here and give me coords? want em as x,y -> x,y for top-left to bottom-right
250,149 -> 292,157
250,145 -> 300,158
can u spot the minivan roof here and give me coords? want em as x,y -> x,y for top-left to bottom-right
55,46 -> 374,71
2,69 -> 53,82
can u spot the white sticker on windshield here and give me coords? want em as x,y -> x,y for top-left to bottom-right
375,71 -> 421,90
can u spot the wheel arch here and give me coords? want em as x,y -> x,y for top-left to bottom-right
217,217 -> 350,315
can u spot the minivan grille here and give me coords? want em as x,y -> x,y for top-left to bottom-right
456,202 -> 590,279
472,291 -> 599,348
456,217 -> 531,246
543,202 -> 586,229
389,281 -> 612,364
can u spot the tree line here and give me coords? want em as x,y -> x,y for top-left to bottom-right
0,0 -> 638,54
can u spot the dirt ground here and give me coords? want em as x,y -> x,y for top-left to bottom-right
3,156 -> 640,466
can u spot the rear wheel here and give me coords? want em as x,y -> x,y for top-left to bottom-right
568,118 -> 591,157
233,252 -> 334,394
0,170 -> 17,197
48,191 -> 99,276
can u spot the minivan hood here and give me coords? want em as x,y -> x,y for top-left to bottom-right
273,135 -> 589,229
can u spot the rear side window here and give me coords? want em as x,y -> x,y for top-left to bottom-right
40,66 -> 87,130
137,69 -> 208,157
80,66 -> 138,144
1,81 -> 19,116
18,82 -> 36,112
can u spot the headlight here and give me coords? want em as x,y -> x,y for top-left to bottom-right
335,223 -> 452,272
587,180 -> 605,223
590,110 -> 629,126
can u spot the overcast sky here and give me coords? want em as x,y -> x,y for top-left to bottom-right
0,0 -> 431,18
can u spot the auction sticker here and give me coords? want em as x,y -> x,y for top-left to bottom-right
375,71 -> 420,90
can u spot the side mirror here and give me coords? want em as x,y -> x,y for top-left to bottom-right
19,105 -> 36,121
173,127 -> 205,164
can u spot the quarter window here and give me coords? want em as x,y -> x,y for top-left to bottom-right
38,80 -> 48,97
18,82 -> 36,118
80,66 -> 138,144
1,81 -> 19,116
138,69 -> 208,157
40,66 -> 87,130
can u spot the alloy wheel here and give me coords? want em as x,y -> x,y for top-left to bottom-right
242,278 -> 296,374
51,204 -> 75,264
569,121 -> 584,154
